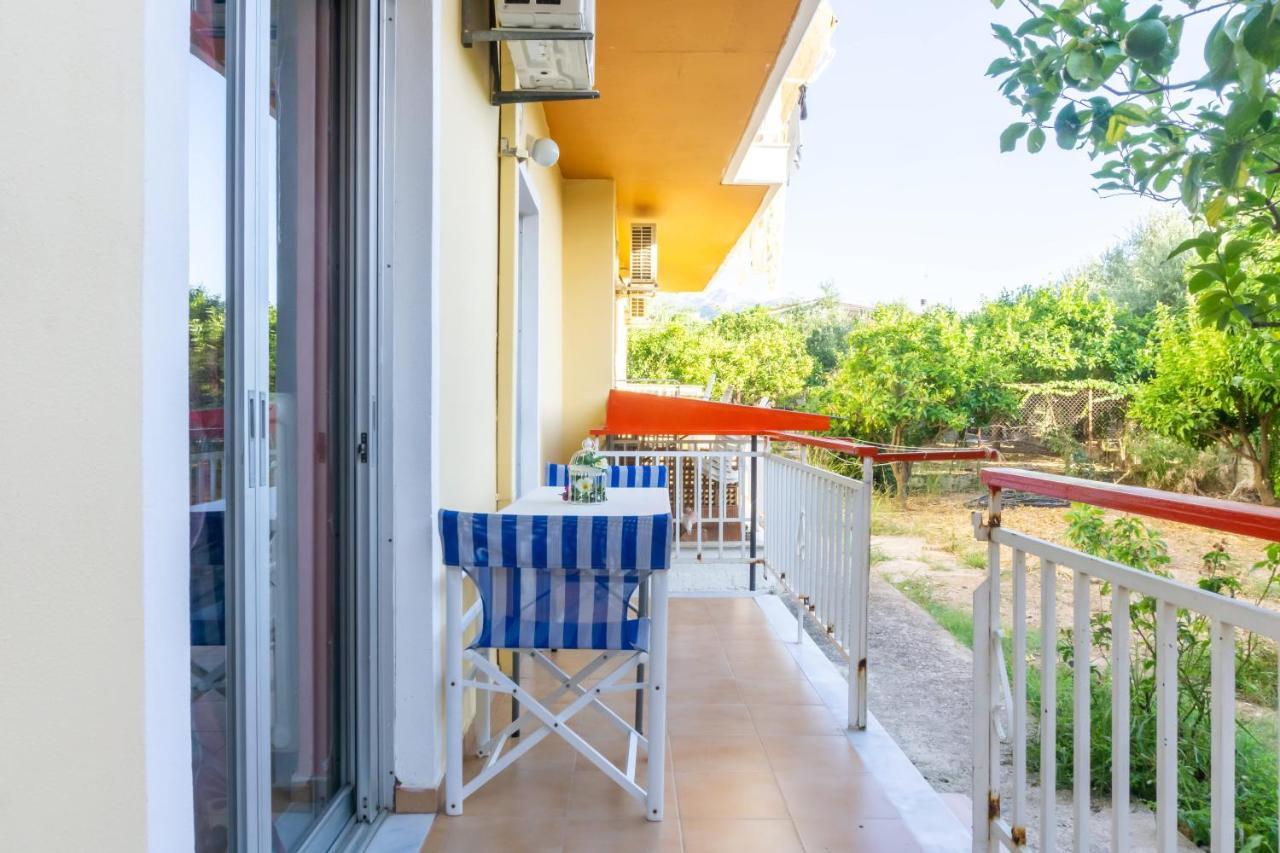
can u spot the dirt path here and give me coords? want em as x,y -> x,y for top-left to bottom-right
867,537 -> 1199,852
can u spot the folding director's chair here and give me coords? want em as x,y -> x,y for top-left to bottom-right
546,463 -> 669,488
439,510 -> 673,820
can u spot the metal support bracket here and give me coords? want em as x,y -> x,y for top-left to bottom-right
460,0 -> 601,106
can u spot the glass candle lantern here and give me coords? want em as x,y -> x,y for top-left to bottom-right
567,438 -> 608,504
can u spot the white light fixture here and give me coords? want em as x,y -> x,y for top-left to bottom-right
529,137 -> 560,168
500,135 -> 561,168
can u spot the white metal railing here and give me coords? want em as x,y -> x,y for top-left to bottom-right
191,449 -> 226,505
762,451 -> 872,729
600,440 -> 759,565
972,472 -> 1280,853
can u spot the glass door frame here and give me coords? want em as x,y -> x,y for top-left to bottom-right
217,0 -> 390,849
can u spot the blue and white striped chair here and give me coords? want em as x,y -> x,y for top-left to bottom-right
439,510 -> 673,820
546,463 -> 668,489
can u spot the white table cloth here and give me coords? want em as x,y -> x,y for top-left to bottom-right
501,486 -> 672,517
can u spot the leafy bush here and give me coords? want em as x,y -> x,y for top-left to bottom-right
1025,507 -> 1279,851
1121,429 -> 1238,495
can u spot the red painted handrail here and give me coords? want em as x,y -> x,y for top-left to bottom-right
982,468 -> 1280,542
763,432 -> 878,457
764,431 -> 999,464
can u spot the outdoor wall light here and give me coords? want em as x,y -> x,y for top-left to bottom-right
500,135 -> 561,168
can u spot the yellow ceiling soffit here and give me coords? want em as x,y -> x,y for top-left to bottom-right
543,0 -> 811,293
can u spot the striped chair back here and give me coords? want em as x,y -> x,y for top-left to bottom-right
438,510 -> 673,651
608,465 -> 668,488
546,463 -> 668,489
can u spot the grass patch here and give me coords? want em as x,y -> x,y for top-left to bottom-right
870,514 -> 909,537
870,545 -> 890,565
890,575 -> 974,649
962,551 -> 987,569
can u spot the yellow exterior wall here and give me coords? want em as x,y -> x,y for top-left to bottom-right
439,0 -> 500,511
560,179 -> 618,460
497,103 -> 565,506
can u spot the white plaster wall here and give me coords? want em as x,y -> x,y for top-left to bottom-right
0,1 -> 193,849
390,0 -> 445,792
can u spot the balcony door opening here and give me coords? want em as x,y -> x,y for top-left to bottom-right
515,168 -> 541,497
187,0 -> 376,849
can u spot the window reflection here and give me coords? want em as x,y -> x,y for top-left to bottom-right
267,0 -> 343,847
189,1 -> 230,850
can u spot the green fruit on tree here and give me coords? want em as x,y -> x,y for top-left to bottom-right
1123,19 -> 1169,60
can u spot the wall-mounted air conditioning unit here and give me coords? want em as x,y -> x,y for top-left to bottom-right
628,222 -> 658,291
495,0 -> 595,93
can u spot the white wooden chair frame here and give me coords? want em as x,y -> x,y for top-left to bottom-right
444,567 -> 669,821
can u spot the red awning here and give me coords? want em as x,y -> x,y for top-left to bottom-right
592,389 -> 830,436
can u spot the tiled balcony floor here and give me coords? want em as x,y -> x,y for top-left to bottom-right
421,596 -> 929,853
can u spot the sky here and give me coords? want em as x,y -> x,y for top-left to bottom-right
776,1 -> 1168,313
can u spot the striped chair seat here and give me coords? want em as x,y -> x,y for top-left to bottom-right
545,463 -> 668,489
438,510 -> 672,652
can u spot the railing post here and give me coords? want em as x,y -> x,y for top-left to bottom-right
973,486 -> 1002,852
849,456 -> 873,730
972,578 -> 993,853
750,435 -> 759,591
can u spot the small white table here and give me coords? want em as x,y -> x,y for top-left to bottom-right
501,485 -> 672,517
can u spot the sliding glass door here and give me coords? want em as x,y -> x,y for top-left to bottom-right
188,1 -> 359,849
265,0 -> 347,846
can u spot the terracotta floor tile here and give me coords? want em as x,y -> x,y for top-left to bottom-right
718,638 -> 796,660
451,765 -> 572,818
465,732 -> 578,771
669,734 -> 772,774
667,676 -> 741,706
668,628 -> 723,649
566,768 -> 677,820
421,816 -> 566,853
792,816 -> 923,853
773,772 -> 900,821
747,703 -> 844,737
681,818 -> 804,853
701,598 -> 767,620
667,702 -> 755,737
713,620 -> 784,641
668,652 -> 733,680
735,677 -> 822,706
726,654 -> 804,681
561,818 -> 683,853
581,731 -> 671,777
675,771 -> 790,820
760,735 -> 869,777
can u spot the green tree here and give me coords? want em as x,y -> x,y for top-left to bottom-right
627,312 -> 712,387
969,281 -> 1142,383
1131,306 -> 1280,503
773,284 -> 861,393
190,286 -> 226,411
822,305 -> 1016,504
626,307 -> 814,406
987,0 -> 1280,328
1086,211 -> 1194,315
705,307 -> 814,405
